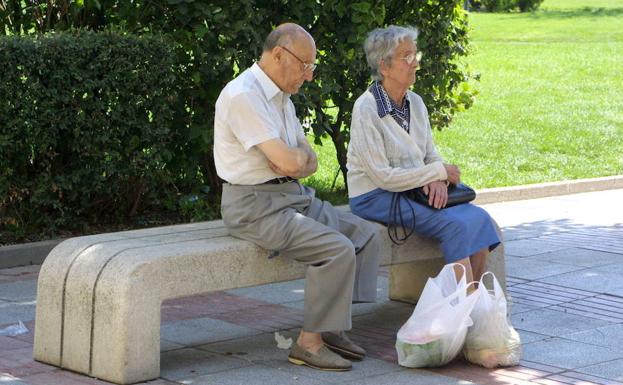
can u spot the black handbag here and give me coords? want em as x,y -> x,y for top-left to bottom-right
387,183 -> 476,245
410,183 -> 476,209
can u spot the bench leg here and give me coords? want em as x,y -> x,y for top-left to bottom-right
389,244 -> 506,304
486,241 -> 507,292
90,290 -> 161,384
388,259 -> 445,303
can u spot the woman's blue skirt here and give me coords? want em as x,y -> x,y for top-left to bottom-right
350,188 -> 500,263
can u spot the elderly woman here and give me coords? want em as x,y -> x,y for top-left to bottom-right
347,25 -> 500,283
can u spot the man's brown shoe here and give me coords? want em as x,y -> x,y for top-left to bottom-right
321,331 -> 366,361
288,343 -> 352,371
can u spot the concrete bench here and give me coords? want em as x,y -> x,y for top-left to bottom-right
33,211 -> 505,384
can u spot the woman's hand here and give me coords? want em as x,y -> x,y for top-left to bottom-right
443,163 -> 461,185
422,181 -> 448,209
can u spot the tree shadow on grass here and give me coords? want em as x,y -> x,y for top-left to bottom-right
529,7 -> 623,19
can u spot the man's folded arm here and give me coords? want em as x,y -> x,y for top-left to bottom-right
256,138 -> 310,177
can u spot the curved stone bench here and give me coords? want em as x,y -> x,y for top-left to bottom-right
33,213 -> 505,384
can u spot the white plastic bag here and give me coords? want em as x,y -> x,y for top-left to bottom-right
463,272 -> 522,368
0,320 -> 29,336
396,263 -> 479,368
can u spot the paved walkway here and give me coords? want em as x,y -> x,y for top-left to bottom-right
1,189 -> 622,385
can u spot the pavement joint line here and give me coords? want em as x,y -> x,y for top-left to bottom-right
519,360 -> 568,374
511,289 -> 592,302
518,279 -> 616,297
595,294 -> 623,302
558,371 -> 623,385
565,301 -> 623,316
519,283 -> 595,298
508,286 -> 591,301
508,293 -> 571,306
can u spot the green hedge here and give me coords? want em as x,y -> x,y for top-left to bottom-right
0,32 -> 180,242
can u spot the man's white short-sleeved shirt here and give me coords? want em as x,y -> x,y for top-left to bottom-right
214,63 -> 306,185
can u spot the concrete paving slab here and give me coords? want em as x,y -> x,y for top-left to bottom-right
160,347 -> 250,381
161,317 -> 263,346
521,337 -> 623,370
0,280 -> 37,302
351,300 -> 407,317
504,238 -> 569,257
19,369 -> 113,385
511,308 -> 613,336
160,338 -> 185,352
263,356 -> 400,384
283,276 -> 404,317
576,358 -> 623,381
283,299 -> 305,311
500,227 -> 562,241
595,263 -> 623,275
550,371 -> 623,385
525,247 -> 623,268
483,189 -> 623,229
284,298 -> 413,317
197,331 -> 294,364
341,367 -> 475,385
516,329 -> 551,345
226,279 -> 306,304
607,287 -> 623,297
182,363 -> 332,385
0,301 -> 36,326
508,302 -> 540,315
0,265 -> 41,277
0,335 -> 33,353
506,256 -> 585,280
561,324 -> 623,353
540,268 -> 623,294
352,306 -> 412,330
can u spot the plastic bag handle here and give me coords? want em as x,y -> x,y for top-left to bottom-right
466,280 -> 478,293
441,278 -> 479,305
443,262 -> 467,284
480,271 -> 504,299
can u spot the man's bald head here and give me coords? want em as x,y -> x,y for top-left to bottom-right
263,23 -> 314,52
258,23 -> 316,94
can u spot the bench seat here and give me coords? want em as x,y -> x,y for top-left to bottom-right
33,213 -> 505,384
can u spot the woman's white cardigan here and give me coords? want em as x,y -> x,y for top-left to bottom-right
346,90 -> 448,198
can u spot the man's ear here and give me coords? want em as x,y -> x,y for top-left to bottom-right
272,46 -> 283,63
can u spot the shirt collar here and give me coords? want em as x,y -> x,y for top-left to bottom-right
251,63 -> 289,103
369,80 -> 408,118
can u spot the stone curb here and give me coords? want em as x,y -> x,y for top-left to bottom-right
0,239 -> 63,269
1,175 -> 622,269
473,175 -> 623,204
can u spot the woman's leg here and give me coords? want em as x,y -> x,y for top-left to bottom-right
470,247 -> 489,282
454,257 -> 475,292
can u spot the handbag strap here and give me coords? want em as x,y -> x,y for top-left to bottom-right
387,191 -> 416,245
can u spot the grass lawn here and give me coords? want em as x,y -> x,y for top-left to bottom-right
305,0 -> 623,200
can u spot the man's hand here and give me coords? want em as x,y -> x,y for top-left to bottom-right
422,181 -> 448,209
257,138 -> 309,177
443,163 -> 461,185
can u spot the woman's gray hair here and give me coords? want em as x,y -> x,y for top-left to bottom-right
364,25 -> 418,81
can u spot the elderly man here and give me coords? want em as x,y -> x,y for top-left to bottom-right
214,23 -> 382,371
